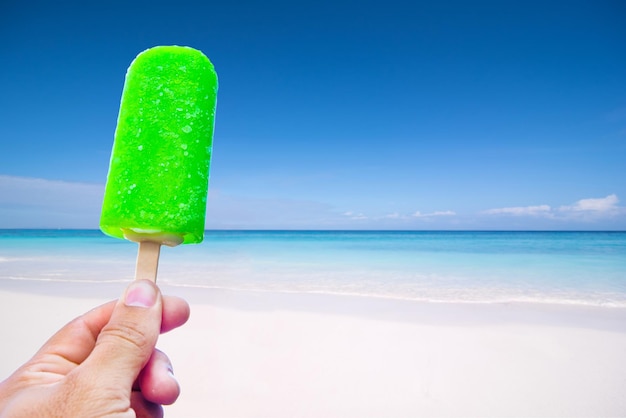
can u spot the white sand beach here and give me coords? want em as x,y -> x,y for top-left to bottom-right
2,285 -> 626,417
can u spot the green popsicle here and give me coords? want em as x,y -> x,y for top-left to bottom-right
100,46 -> 218,279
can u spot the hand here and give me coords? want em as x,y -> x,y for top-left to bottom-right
0,280 -> 190,417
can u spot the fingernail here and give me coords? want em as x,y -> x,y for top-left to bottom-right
124,280 -> 158,308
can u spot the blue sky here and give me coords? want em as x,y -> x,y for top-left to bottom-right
1,0 -> 625,230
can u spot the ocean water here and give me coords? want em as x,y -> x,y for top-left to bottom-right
1,230 -> 625,307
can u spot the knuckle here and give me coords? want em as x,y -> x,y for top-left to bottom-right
100,319 -> 152,354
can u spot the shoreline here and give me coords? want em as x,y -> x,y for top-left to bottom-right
2,278 -> 626,332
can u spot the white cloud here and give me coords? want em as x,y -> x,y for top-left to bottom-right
384,212 -> 402,219
433,210 -> 457,217
483,205 -> 552,216
342,211 -> 368,220
559,194 -> 619,213
0,176 -> 346,229
4,174 -> 622,230
483,195 -> 624,223
341,209 -> 457,224
412,210 -> 456,218
0,175 -> 104,228
205,189 -> 343,228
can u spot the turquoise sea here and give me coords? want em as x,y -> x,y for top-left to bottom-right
1,230 -> 625,307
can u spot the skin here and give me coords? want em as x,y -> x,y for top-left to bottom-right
0,280 -> 190,418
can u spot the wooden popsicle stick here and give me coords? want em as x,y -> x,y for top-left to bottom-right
135,241 -> 161,282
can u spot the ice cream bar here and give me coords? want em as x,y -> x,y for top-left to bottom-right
100,45 -> 218,279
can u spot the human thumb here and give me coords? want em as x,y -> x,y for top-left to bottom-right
82,279 -> 163,390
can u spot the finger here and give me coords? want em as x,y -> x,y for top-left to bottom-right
161,295 -> 190,334
22,293 -> 185,377
138,349 -> 181,405
131,391 -> 164,418
80,280 -> 162,390
25,300 -> 116,373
